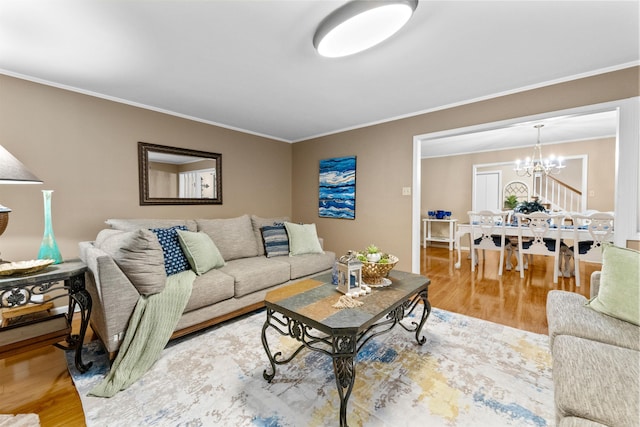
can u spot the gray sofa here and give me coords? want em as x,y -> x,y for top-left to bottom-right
546,272 -> 640,427
79,215 -> 335,356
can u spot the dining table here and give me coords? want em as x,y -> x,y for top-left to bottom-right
454,222 -> 599,270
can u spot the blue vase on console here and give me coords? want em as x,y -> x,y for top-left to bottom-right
37,190 -> 63,264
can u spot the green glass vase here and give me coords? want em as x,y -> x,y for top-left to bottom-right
37,190 -> 63,264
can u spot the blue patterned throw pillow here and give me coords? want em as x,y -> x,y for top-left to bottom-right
150,225 -> 190,275
261,225 -> 289,258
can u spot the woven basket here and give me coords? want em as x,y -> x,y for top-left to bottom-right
361,255 -> 398,284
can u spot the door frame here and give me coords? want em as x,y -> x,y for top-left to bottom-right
411,97 -> 640,274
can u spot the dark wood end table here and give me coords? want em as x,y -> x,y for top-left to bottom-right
0,259 -> 92,372
261,270 -> 431,427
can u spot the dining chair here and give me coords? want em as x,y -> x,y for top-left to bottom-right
515,212 -> 565,283
467,210 -> 509,276
568,212 -> 615,287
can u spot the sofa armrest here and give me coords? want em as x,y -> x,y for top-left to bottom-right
590,271 -> 601,299
79,241 -> 140,353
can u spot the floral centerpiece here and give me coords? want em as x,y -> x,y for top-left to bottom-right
356,244 -> 399,284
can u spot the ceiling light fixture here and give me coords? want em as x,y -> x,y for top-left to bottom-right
514,124 -> 565,177
313,0 -> 418,58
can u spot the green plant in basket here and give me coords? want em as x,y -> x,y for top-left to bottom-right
363,244 -> 382,262
366,244 -> 379,254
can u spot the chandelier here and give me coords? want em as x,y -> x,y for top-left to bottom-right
514,124 -> 565,177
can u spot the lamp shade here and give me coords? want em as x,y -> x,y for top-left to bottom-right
0,145 -> 43,184
314,0 -> 418,58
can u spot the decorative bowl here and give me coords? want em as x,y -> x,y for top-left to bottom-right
0,259 -> 55,276
361,254 -> 398,284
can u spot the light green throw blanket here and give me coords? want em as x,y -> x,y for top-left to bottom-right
90,269 -> 195,397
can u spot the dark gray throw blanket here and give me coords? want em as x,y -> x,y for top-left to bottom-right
90,269 -> 195,397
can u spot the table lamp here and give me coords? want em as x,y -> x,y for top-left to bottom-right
0,145 -> 43,260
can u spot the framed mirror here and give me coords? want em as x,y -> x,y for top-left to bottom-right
138,142 -> 222,205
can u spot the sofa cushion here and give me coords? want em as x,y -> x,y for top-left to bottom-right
547,290 -> 640,351
150,226 -> 190,276
251,215 -> 290,256
94,228 -> 167,296
587,243 -> 640,326
276,251 -> 335,279
261,225 -> 289,258
183,269 -> 235,313
106,218 -> 197,232
220,257 -> 290,298
552,335 -> 639,427
284,222 -> 324,256
177,230 -> 225,275
196,215 -> 259,261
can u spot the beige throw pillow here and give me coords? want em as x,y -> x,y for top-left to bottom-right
95,228 -> 167,295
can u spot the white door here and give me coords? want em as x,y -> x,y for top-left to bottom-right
474,171 -> 501,212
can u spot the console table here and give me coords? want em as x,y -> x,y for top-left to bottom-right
422,218 -> 457,250
0,259 -> 92,372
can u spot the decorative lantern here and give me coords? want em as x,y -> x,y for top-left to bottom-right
337,251 -> 362,295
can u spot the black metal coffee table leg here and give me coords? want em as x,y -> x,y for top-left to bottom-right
332,335 -> 357,427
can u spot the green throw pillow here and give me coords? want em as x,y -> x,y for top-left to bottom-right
587,243 -> 640,326
177,230 -> 225,275
284,222 -> 324,256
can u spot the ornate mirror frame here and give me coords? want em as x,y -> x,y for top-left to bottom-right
138,142 -> 222,205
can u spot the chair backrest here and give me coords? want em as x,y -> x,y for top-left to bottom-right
570,212 -> 615,262
467,210 -> 508,250
515,211 -> 565,255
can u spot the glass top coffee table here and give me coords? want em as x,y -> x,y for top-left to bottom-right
261,270 -> 431,427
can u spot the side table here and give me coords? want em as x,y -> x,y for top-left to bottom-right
422,218 -> 458,251
0,259 -> 92,373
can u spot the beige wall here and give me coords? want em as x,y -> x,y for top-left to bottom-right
1,67 -> 637,268
0,75 -> 292,262
292,67 -> 639,271
422,137 -> 616,223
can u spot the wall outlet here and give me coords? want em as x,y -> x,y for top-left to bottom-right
402,187 -> 411,196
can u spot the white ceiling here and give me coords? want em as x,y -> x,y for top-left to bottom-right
0,0 -> 638,144
420,110 -> 619,158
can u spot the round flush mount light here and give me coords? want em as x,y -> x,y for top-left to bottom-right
313,0 -> 418,58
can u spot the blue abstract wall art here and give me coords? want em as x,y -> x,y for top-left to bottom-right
319,156 -> 356,219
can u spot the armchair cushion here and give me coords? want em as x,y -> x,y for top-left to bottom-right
587,243 -> 640,326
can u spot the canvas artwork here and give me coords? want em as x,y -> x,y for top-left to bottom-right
319,156 -> 356,219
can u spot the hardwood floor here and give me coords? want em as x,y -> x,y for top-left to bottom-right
421,245 -> 597,334
0,246 -> 599,426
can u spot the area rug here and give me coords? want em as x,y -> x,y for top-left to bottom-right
0,414 -> 40,427
66,308 -> 554,426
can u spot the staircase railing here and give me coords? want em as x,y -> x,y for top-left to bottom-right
532,175 -> 584,212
